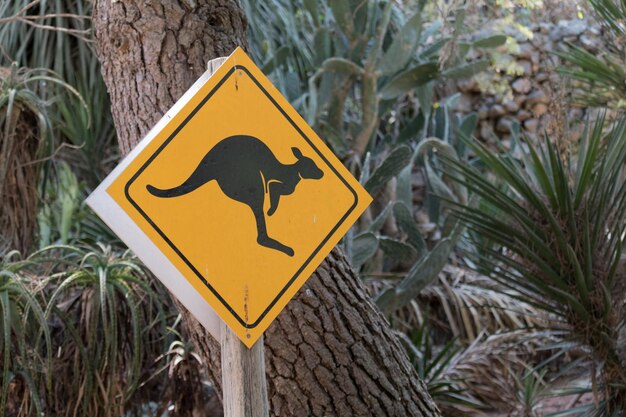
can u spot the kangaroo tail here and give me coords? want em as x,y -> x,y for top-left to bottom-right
146,168 -> 213,198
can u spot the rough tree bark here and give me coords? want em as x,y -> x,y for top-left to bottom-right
92,1 -> 440,416
0,68 -> 40,254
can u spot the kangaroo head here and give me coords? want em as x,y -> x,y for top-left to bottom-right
292,147 -> 323,180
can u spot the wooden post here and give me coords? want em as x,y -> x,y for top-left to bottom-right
207,56 -> 269,417
220,322 -> 269,417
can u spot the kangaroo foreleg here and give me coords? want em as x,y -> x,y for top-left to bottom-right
267,183 -> 282,216
267,181 -> 295,216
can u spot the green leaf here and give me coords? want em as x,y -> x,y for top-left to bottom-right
261,46 -> 292,73
1,291 -> 11,413
366,1 -> 392,68
473,35 -> 507,48
379,237 -> 418,264
379,12 -> 422,76
351,0 -> 370,35
321,57 -> 364,76
394,202 -> 427,257
351,233 -> 379,269
303,0 -> 318,18
442,60 -> 489,79
454,42 -> 472,63
459,113 -> 477,139
329,0 -> 352,35
16,370 -> 43,415
396,163 -> 413,208
417,138 -> 467,203
454,9 -> 466,34
374,286 -> 399,315
425,158 -> 456,201
419,20 -> 442,44
380,63 -> 440,99
314,28 -> 331,66
566,244 -> 590,308
359,152 -> 372,184
400,237 -> 453,296
376,238 -> 453,313
324,125 -> 348,158
420,38 -> 446,58
397,112 -> 425,144
364,145 -> 412,196
369,202 -> 393,233
416,84 -> 434,114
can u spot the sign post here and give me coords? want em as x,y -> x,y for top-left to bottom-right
221,322 -> 269,417
87,48 -> 371,416
208,57 -> 269,417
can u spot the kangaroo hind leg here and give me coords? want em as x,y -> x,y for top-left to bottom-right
250,203 -> 294,256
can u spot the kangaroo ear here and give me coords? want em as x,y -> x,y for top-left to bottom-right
292,147 -> 303,159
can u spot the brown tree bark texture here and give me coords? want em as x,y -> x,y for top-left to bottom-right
92,1 -> 440,416
0,73 -> 39,255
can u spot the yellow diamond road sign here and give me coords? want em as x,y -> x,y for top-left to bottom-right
87,47 -> 371,347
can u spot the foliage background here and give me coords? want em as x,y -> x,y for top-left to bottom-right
0,0 -> 625,416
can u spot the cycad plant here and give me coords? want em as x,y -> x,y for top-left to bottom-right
438,114 -> 626,415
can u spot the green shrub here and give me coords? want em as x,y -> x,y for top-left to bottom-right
440,114 -> 626,415
1,244 -> 184,417
0,252 -> 51,416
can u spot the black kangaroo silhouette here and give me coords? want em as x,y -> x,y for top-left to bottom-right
146,135 -> 324,256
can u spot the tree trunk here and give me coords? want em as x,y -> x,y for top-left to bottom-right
0,67 -> 40,255
92,1 -> 440,416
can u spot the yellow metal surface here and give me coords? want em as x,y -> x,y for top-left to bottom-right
107,48 -> 371,347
